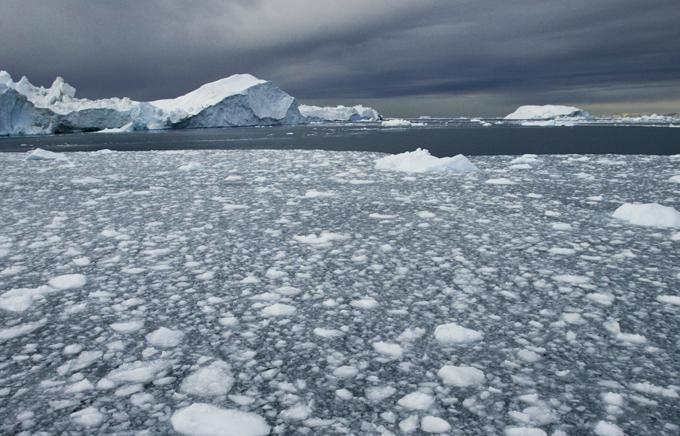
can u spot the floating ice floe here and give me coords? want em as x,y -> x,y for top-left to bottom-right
178,162 -> 205,171
375,148 -> 478,173
292,232 -> 349,245
145,327 -> 184,347
180,361 -> 233,397
48,274 -> 87,290
657,295 -> 680,306
434,323 -> 483,345
70,407 -> 105,427
381,118 -> 415,127
485,177 -> 516,185
0,285 -> 53,312
171,403 -> 270,436
25,148 -> 66,160
95,122 -> 134,133
261,303 -> 296,317
612,203 -> 680,228
421,416 -> 451,433
397,391 -> 434,410
437,365 -> 486,387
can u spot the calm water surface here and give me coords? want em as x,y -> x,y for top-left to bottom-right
0,122 -> 679,156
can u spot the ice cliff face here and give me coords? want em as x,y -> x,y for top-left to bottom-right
0,71 -> 309,135
299,104 -> 382,122
0,86 -> 55,135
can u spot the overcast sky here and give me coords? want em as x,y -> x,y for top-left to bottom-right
2,0 -> 679,116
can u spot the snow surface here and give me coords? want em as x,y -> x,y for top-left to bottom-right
375,148 -> 478,173
1,150 -> 679,434
151,74 -> 266,116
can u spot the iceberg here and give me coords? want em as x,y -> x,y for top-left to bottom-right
375,148 -> 478,173
151,74 -> 304,128
299,104 -> 381,122
612,203 -> 680,228
505,105 -> 592,120
2,71 -> 377,135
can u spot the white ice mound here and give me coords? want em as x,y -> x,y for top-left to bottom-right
375,148 -> 478,173
505,105 -> 592,120
150,74 -> 303,127
171,403 -> 270,436
299,104 -> 381,122
382,118 -> 415,127
612,203 -> 680,228
25,148 -> 66,161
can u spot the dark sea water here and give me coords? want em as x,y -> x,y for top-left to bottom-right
1,122 -> 679,156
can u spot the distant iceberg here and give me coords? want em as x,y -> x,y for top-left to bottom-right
0,71 -> 375,136
505,105 -> 592,120
299,104 -> 381,122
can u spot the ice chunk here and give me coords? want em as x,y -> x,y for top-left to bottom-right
0,286 -> 52,312
279,403 -> 312,421
180,361 -> 233,397
95,122 -> 134,133
48,274 -> 87,290
171,403 -> 270,436
375,148 -> 478,173
110,319 -> 145,333
70,407 -> 105,427
25,148 -> 65,160
350,297 -> 379,309
437,365 -> 485,387
178,162 -> 205,171
372,341 -> 403,359
365,386 -> 396,402
612,203 -> 680,228
381,118 -> 415,127
261,303 -> 296,317
504,427 -> 547,436
485,178 -> 515,185
145,327 -> 184,347
657,295 -> 680,305
333,365 -> 359,379
421,416 -> 451,433
397,391 -> 435,410
106,359 -> 171,384
293,232 -> 350,245
0,318 -> 47,341
594,421 -> 624,436
434,323 -> 483,344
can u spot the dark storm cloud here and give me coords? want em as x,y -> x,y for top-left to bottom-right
1,0 -> 679,116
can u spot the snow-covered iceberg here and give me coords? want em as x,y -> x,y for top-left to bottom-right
505,105 -> 592,120
299,104 -> 381,122
0,71 -> 314,135
151,74 -> 304,128
375,148 -> 478,173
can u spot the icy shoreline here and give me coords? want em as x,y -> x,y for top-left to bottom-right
0,149 -> 679,435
